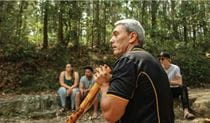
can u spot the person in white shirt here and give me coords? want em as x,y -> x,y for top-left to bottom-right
159,52 -> 195,120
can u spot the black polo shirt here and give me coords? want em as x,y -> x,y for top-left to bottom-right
107,47 -> 174,123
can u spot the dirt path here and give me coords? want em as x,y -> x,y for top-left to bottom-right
0,88 -> 210,123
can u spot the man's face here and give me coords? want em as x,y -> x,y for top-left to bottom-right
85,69 -> 92,78
110,25 -> 130,57
159,57 -> 169,67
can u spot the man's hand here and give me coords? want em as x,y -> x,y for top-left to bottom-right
170,76 -> 182,86
85,89 -> 90,93
94,64 -> 112,86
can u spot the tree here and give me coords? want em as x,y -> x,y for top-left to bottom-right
43,1 -> 48,49
58,1 -> 64,46
151,0 -> 159,39
171,0 -> 179,40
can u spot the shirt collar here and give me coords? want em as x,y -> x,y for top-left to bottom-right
131,45 -> 144,51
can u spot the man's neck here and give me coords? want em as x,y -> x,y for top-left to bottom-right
164,63 -> 171,70
117,43 -> 140,58
126,43 -> 140,53
86,76 -> 92,80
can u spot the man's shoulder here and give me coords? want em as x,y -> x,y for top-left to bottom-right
120,50 -> 155,65
171,64 -> 180,69
80,76 -> 87,81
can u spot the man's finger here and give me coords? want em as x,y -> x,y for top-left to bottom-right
98,66 -> 103,73
94,72 -> 98,78
103,64 -> 112,73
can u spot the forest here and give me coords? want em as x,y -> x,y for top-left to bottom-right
0,0 -> 210,93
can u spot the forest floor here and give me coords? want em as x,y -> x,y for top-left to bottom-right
0,88 -> 210,123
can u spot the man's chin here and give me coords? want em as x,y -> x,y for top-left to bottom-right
113,51 -> 121,57
113,51 -> 118,55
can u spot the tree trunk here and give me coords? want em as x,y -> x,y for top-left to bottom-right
192,26 -> 196,47
58,1 -> 64,46
183,17 -> 188,42
70,1 -> 80,50
16,1 -> 24,41
91,22 -> 94,48
91,1 -> 94,48
125,1 -> 129,18
85,1 -> 91,48
200,4 -> 208,37
102,2 -> 107,46
93,0 -> 100,48
141,1 -> 146,25
75,15 -> 80,51
151,0 -> 158,38
43,1 -> 48,49
0,2 -> 4,43
171,0 -> 179,40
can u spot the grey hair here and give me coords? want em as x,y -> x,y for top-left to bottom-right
114,19 -> 145,46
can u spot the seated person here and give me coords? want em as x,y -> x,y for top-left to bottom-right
159,52 -> 195,120
57,64 -> 80,112
78,66 -> 99,119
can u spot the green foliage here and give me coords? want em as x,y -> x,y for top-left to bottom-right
1,0 -> 210,93
20,68 -> 59,92
174,48 -> 210,87
2,41 -> 38,62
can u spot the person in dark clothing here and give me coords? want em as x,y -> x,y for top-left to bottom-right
94,19 -> 174,123
159,52 -> 195,120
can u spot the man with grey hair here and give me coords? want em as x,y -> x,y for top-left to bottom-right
114,19 -> 145,46
94,19 -> 174,123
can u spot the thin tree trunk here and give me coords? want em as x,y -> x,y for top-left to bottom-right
192,26 -> 196,47
71,1 -> 80,50
91,1 -> 94,48
171,0 -> 179,40
16,1 -> 24,41
86,6 -> 90,48
103,2 -> 107,45
0,2 -> 4,43
126,1 -> 129,18
43,1 -> 48,49
141,1 -> 146,25
58,1 -> 64,46
75,15 -> 80,51
94,0 -> 100,48
200,4 -> 207,37
151,0 -> 158,38
183,17 -> 188,42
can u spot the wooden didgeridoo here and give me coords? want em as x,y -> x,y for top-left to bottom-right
66,82 -> 101,123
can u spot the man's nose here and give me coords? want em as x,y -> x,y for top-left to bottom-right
110,37 -> 114,43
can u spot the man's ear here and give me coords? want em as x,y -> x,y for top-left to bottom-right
128,32 -> 138,44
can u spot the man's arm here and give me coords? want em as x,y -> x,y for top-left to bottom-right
170,75 -> 183,86
95,59 -> 137,122
170,66 -> 183,86
79,77 -> 90,96
79,81 -> 85,96
100,84 -> 128,123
